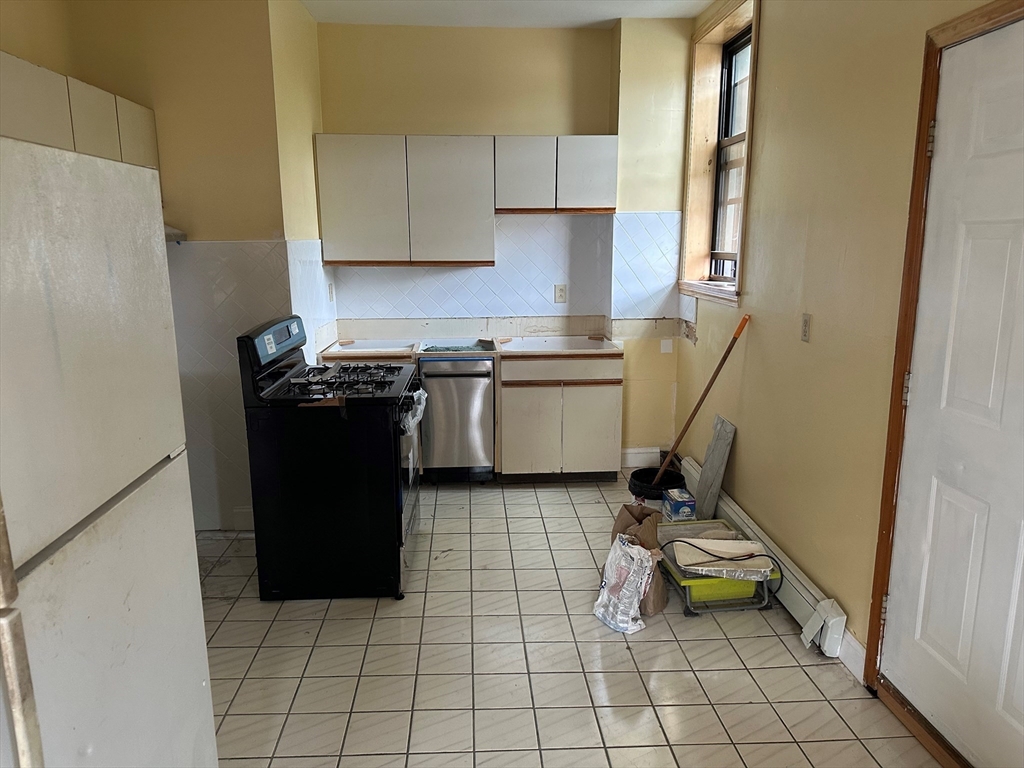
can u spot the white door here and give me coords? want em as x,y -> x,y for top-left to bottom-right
315,134 -> 411,263
407,135 -> 495,263
501,385 -> 562,474
0,137 -> 185,568
495,136 -> 556,209
881,21 -> 1024,768
562,384 -> 622,473
555,135 -> 617,209
16,454 -> 217,767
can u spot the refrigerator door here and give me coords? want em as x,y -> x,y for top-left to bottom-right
14,453 -> 216,768
0,137 -> 186,568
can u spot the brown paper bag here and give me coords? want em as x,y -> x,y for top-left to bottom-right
610,505 -> 668,616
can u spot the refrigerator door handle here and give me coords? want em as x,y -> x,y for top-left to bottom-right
0,607 -> 44,767
0,495 -> 17,608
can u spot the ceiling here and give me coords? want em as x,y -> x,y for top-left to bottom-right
300,0 -> 713,29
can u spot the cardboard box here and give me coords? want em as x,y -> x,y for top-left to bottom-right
662,488 -> 697,521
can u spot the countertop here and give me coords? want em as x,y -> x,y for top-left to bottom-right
320,335 -> 624,362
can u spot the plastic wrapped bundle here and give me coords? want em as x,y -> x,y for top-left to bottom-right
593,534 -> 655,634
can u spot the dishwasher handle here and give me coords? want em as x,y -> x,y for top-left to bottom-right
421,371 -> 493,379
418,357 -> 494,376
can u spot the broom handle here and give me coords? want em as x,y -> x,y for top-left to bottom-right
653,314 -> 751,485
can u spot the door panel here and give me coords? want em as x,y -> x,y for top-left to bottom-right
555,135 -> 618,208
501,386 -> 561,474
16,455 -> 217,767
421,371 -> 494,469
880,21 -> 1024,768
0,52 -> 73,151
407,135 -> 495,262
316,134 -> 410,263
0,138 -> 185,568
562,385 -> 622,473
495,136 -> 556,208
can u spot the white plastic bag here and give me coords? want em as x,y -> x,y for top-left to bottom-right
593,534 -> 654,634
401,389 -> 427,434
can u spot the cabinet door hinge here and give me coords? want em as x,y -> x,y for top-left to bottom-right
902,371 -> 912,407
926,120 -> 936,158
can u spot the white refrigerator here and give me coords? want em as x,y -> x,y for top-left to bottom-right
0,136 -> 217,766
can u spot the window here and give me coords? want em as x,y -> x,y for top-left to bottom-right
710,29 -> 752,282
679,0 -> 758,306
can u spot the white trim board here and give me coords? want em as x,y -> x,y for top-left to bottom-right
680,456 -> 868,683
622,447 -> 661,468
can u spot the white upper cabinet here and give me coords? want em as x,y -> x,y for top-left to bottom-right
115,96 -> 158,169
68,77 -> 121,161
556,135 -> 618,209
495,135 -> 556,209
0,52 -> 74,151
407,135 -> 495,263
316,134 -> 411,263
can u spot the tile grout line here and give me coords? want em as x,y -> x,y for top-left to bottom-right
563,486 -> 615,767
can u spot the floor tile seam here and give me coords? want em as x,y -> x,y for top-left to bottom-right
267,605 -> 330,759
675,654 -> 738,752
214,587 -> 268,729
628,650 -> 686,763
537,502 -> 612,762
402,583 -> 430,756
335,596 -> 383,755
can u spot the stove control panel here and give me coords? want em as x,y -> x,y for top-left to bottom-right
244,316 -> 306,367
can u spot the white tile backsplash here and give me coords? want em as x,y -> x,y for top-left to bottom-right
167,240 -> 291,531
612,212 -> 682,319
331,214 -> 613,319
286,240 -> 335,362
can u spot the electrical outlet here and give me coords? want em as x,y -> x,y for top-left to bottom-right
554,284 -> 567,304
801,313 -> 811,343
327,282 -> 334,302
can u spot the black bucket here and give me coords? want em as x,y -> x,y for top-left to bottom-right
628,466 -> 687,500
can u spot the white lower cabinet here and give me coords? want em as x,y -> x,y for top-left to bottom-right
501,380 -> 622,475
500,385 -> 562,474
562,385 -> 622,473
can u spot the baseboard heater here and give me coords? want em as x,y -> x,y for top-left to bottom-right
679,456 -> 867,682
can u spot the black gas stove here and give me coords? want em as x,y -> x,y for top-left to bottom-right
280,362 -> 409,400
237,316 -> 421,601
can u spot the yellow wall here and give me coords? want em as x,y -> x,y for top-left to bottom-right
675,0 -> 987,643
269,0 -> 322,241
1,0 -> 285,241
616,18 -> 693,211
318,23 -> 615,135
623,338 -> 679,449
0,0 -> 73,75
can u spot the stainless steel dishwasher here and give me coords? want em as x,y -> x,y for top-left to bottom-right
418,357 -> 494,480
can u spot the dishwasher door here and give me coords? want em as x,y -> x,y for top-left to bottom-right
419,358 -> 494,469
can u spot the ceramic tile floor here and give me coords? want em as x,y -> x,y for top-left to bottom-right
199,474 -> 938,768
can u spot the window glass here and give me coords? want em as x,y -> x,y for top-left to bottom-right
714,140 -> 745,255
729,45 -> 751,136
711,28 -> 752,278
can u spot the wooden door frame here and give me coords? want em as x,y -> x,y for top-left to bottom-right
865,1 -> 1024,765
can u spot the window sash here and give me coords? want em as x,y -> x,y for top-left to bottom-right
710,28 -> 752,278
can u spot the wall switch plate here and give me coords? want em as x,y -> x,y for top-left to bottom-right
801,313 -> 811,342
554,284 -> 567,304
661,338 -> 673,353
327,282 -> 334,303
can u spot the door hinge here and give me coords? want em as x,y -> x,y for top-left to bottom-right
879,593 -> 889,623
926,120 -> 936,158
901,371 -> 912,407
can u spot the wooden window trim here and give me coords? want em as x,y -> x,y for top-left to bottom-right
679,0 -> 760,306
